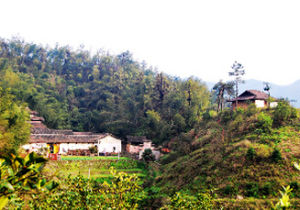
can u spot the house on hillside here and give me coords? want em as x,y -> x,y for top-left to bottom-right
227,90 -> 278,109
23,110 -> 122,157
126,136 -> 160,160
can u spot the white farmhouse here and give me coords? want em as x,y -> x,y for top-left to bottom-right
98,135 -> 122,154
23,110 -> 122,156
228,90 -> 278,110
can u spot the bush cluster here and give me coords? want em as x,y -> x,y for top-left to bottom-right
244,182 -> 276,198
273,101 -> 298,126
271,148 -> 282,163
256,112 -> 273,134
246,147 -> 256,161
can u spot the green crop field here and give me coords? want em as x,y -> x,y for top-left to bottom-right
44,156 -> 147,180
60,155 -> 129,161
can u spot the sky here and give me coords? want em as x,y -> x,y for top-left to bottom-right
1,0 -> 300,85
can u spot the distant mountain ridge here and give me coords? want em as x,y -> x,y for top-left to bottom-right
205,79 -> 300,108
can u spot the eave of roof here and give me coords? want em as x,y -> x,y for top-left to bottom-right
29,133 -> 109,144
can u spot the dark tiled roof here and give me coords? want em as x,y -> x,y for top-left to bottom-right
32,127 -> 74,135
126,136 -> 151,143
29,133 -> 109,144
228,90 -> 269,102
28,109 -> 112,144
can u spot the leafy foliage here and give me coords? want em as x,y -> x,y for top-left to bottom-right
256,112 -> 273,134
274,186 -> 293,209
99,168 -> 146,209
212,80 -> 234,112
161,191 -> 213,210
142,149 -> 155,163
271,148 -> 282,163
0,38 -> 210,144
0,152 -> 57,209
246,147 -> 256,161
0,87 -> 30,155
88,145 -> 97,154
273,101 -> 298,126
25,167 -> 146,209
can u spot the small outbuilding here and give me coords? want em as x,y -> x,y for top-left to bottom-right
126,136 -> 160,160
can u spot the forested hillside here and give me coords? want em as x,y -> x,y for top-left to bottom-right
0,37 -> 210,144
1,37 -> 300,209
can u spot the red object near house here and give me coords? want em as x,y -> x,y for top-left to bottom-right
161,148 -> 170,153
48,153 -> 58,160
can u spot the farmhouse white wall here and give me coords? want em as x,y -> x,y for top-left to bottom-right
59,143 -> 96,154
22,143 -> 47,152
97,136 -> 121,153
255,100 -> 265,108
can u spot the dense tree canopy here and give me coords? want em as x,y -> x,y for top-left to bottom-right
0,37 -> 210,144
0,87 -> 30,155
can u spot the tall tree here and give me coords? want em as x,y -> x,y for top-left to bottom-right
229,61 -> 245,100
0,88 -> 30,155
154,73 -> 169,109
213,80 -> 235,112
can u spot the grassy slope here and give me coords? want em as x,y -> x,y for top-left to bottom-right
157,108 -> 300,208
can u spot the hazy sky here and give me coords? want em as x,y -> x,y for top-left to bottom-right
1,0 -> 300,85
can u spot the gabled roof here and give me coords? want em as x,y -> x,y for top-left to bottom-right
228,90 -> 269,102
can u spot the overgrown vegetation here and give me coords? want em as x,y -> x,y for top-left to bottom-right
157,103 -> 300,208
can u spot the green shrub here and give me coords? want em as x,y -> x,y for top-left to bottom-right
0,152 -> 58,209
27,167 -> 145,210
290,181 -> 299,192
256,112 -> 273,133
246,147 -> 256,161
289,181 -> 300,197
245,182 -> 259,197
203,110 -> 218,120
219,109 -> 233,124
271,148 -> 282,163
142,149 -> 155,163
140,186 -> 164,209
159,152 -> 181,165
233,107 -> 245,119
259,182 -> 273,196
88,145 -> 98,154
254,144 -> 273,159
245,103 -> 257,117
208,110 -> 217,118
223,184 -> 238,196
161,191 -> 213,210
273,101 -> 298,126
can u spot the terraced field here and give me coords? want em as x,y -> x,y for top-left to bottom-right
44,156 -> 147,180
